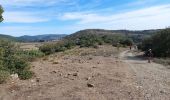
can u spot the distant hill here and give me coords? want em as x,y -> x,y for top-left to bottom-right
0,29 -> 161,43
0,34 -> 17,41
66,29 -> 160,43
17,34 -> 67,42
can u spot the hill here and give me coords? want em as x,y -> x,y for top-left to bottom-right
65,29 -> 159,43
0,34 -> 17,41
17,34 -> 67,42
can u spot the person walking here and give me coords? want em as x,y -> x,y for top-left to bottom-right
148,49 -> 153,63
130,45 -> 132,50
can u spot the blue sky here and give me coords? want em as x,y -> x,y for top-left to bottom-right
0,0 -> 170,36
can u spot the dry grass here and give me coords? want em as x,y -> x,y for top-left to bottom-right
19,43 -> 42,50
46,45 -> 127,60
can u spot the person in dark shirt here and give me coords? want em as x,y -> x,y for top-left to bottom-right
148,49 -> 153,63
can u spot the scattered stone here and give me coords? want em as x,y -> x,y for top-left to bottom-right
92,66 -> 97,68
87,83 -> 94,88
11,74 -> 19,80
88,57 -> 93,60
160,90 -> 165,94
67,73 -> 71,76
51,71 -> 57,74
85,77 -> 91,80
64,75 -> 68,78
53,61 -> 59,64
36,78 -> 40,82
31,79 -> 36,83
73,73 -> 78,76
59,73 -> 63,76
70,78 -> 74,80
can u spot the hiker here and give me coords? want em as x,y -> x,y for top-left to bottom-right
148,49 -> 153,63
130,45 -> 132,50
134,45 -> 138,50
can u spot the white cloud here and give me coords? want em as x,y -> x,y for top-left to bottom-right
3,11 -> 49,23
60,4 -> 170,30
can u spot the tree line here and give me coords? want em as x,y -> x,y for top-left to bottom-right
140,28 -> 170,57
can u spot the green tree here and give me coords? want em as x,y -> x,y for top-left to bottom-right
141,28 -> 170,57
0,5 -> 4,22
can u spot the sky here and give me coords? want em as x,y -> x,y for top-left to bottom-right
0,0 -> 170,36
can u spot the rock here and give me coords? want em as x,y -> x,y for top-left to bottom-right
64,75 -> 68,78
92,66 -> 97,68
11,74 -> 19,80
160,90 -> 165,94
59,73 -> 63,76
87,83 -> 94,88
67,73 -> 71,76
51,71 -> 57,74
36,78 -> 40,82
85,77 -> 91,80
53,61 -> 59,64
88,57 -> 93,60
73,73 -> 78,76
31,79 -> 35,83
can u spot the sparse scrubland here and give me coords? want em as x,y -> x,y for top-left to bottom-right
39,33 -> 133,55
0,40 -> 45,83
1,2 -> 170,99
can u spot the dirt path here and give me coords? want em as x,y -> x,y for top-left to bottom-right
0,48 -> 170,100
120,50 -> 170,100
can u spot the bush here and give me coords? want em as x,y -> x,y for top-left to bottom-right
0,70 -> 10,84
121,38 -> 133,46
0,40 -> 33,81
39,41 -> 76,55
39,43 -> 56,55
141,28 -> 170,57
39,33 -> 133,55
17,50 -> 45,61
18,70 -> 34,80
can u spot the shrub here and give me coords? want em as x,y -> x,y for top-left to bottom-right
121,38 -> 133,46
39,41 -> 76,55
17,50 -> 45,61
18,70 -> 34,80
39,33 -> 133,55
0,40 -> 33,81
141,28 -> 170,57
39,43 -> 56,55
0,70 -> 10,84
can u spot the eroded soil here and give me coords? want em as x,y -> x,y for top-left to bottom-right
0,46 -> 170,100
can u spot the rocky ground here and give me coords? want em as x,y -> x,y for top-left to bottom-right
0,45 -> 170,100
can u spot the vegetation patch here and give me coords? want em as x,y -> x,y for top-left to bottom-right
140,28 -> 170,57
39,33 -> 133,55
18,70 -> 34,80
0,70 -> 10,84
0,40 -> 42,83
17,50 -> 45,61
